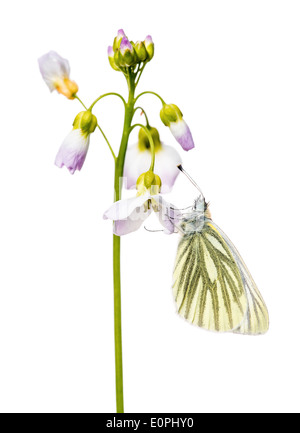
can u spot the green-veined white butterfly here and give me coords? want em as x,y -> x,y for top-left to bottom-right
172,165 -> 269,335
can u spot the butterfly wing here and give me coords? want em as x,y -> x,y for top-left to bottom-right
207,221 -> 269,335
173,221 -> 248,332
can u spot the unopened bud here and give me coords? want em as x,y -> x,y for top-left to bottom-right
114,49 -> 124,68
107,46 -> 120,71
144,36 -> 154,60
120,37 -> 135,66
113,29 -> 126,51
134,41 -> 148,62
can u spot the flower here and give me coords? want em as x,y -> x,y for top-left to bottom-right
55,111 -> 97,174
104,169 -> 180,236
38,51 -> 78,99
55,129 -> 90,174
103,190 -> 179,236
123,127 -> 182,193
160,104 -> 194,151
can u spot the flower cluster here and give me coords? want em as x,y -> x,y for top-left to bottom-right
108,29 -> 154,71
38,29 -> 196,235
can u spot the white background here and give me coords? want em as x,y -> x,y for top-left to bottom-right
0,0 -> 299,414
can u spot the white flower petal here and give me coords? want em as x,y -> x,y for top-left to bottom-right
154,145 -> 182,193
123,145 -> 149,189
123,143 -> 182,193
169,119 -> 195,151
55,129 -> 89,174
38,51 -> 70,91
103,193 -> 151,221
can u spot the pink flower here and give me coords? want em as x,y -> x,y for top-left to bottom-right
160,104 -> 195,151
55,129 -> 90,174
103,192 -> 180,236
169,119 -> 194,151
38,51 -> 78,99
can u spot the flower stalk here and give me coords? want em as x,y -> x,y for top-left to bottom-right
38,30 -> 195,413
113,71 -> 136,413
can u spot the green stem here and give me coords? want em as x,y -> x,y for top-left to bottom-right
97,124 -> 116,161
89,92 -> 126,111
134,106 -> 150,127
135,63 -> 147,87
75,95 -> 115,160
113,72 -> 136,414
74,95 -> 88,110
135,90 -> 166,105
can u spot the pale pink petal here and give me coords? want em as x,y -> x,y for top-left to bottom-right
38,51 -> 70,91
117,29 -> 126,38
103,193 -> 150,221
169,119 -> 195,151
123,145 -> 150,189
114,206 -> 152,236
154,145 -> 182,193
144,35 -> 153,47
55,129 -> 89,174
107,46 -> 114,57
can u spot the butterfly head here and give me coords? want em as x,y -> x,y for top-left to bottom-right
193,195 -> 205,212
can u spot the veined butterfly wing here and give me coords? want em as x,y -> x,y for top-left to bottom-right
208,221 -> 269,335
173,221 -> 248,333
173,216 -> 269,335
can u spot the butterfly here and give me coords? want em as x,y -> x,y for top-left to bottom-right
172,166 -> 269,335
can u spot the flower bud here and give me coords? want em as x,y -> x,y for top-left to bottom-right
138,127 -> 162,151
119,37 -> 135,66
160,104 -> 182,126
113,49 -> 124,68
144,36 -> 154,60
107,46 -> 120,71
113,29 -> 126,51
134,41 -> 148,62
73,111 -> 97,136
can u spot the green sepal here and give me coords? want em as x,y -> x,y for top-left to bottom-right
73,111 -> 97,136
138,126 -> 162,151
160,104 -> 182,126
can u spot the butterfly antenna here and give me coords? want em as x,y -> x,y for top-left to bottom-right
177,165 -> 205,199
